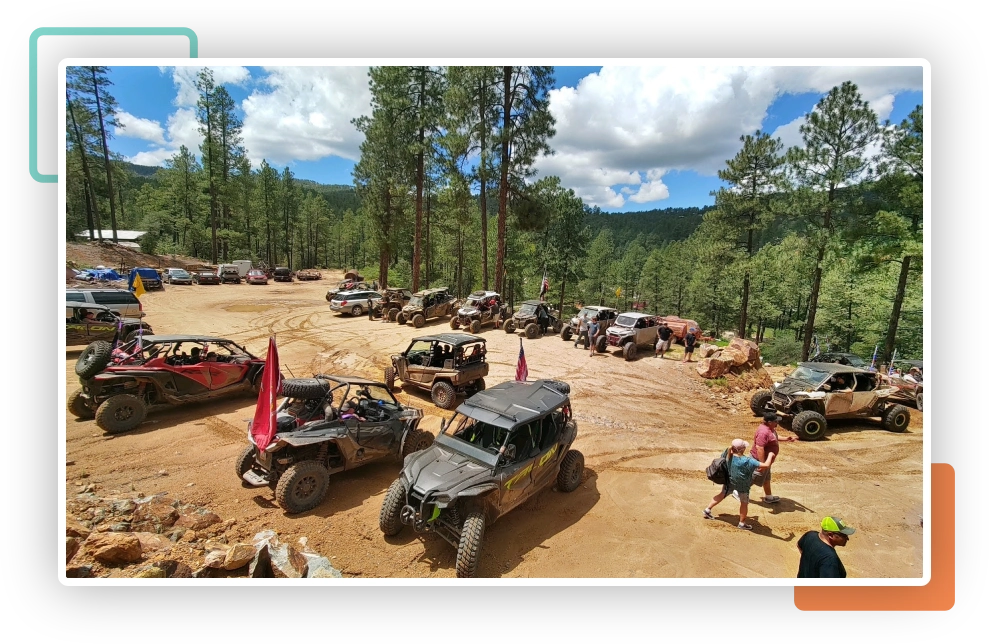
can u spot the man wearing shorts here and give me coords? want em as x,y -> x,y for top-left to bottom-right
682,327 -> 698,363
704,438 -> 769,530
654,322 -> 673,358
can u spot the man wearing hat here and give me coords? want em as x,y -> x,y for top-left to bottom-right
751,411 -> 796,503
797,516 -> 855,577
703,438 -> 770,530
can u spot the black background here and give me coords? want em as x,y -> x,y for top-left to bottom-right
32,21 -> 948,608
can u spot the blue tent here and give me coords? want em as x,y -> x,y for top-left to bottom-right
86,268 -> 122,281
128,268 -> 160,291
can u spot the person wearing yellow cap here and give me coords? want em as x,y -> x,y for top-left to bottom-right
797,516 -> 856,577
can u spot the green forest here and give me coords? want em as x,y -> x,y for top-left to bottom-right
65,66 -> 923,365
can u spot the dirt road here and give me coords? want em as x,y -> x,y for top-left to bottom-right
64,274 -> 924,578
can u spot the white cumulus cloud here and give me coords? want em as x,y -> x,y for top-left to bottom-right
167,65 -> 252,106
114,111 -> 165,144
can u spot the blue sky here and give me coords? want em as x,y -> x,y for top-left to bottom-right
102,65 -> 923,213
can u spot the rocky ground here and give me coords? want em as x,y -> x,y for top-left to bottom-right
63,254 -> 924,579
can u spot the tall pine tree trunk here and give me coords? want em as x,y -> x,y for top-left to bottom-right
91,68 -> 118,243
479,77 -> 490,291
67,94 -> 100,241
495,66 -> 512,295
882,256 -> 911,363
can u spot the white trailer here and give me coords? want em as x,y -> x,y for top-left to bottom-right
233,260 -> 253,277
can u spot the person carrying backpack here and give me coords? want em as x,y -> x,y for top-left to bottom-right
703,438 -> 769,530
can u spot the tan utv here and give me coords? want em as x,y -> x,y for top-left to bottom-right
372,288 -> 413,321
385,333 -> 488,409
397,287 -> 458,328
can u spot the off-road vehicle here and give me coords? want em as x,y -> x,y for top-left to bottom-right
273,267 -> 293,282
371,287 -> 413,320
602,312 -> 659,360
503,300 -> 562,339
397,287 -> 458,328
219,265 -> 242,284
559,305 -> 618,342
749,362 -> 911,441
386,333 -> 488,409
237,376 -> 430,514
68,335 -> 266,434
450,291 -> 503,333
296,268 -> 322,281
882,359 -> 923,411
379,378 -> 583,578
66,301 -> 153,346
811,352 -> 868,368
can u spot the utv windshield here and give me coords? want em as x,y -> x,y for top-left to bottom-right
614,315 -> 638,328
789,366 -> 833,386
408,296 -> 424,307
518,303 -> 538,316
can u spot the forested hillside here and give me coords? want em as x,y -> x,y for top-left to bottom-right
66,66 -> 922,363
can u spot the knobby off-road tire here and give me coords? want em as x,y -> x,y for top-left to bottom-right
792,410 -> 827,441
235,445 -> 256,480
379,479 -> 406,536
384,367 -> 396,392
504,320 -> 516,334
351,304 -> 364,317
401,428 -> 434,458
95,394 -> 147,434
916,391 -> 923,412
275,461 -> 330,514
622,342 -> 638,361
75,341 -> 113,379
552,319 -> 563,334
525,323 -> 540,339
882,404 -> 911,433
749,390 -> 774,416
67,389 -> 93,419
281,378 -> 330,400
396,312 -> 407,325
470,378 -> 486,394
431,381 -> 457,410
557,449 -> 584,493
470,320 -> 482,334
388,308 -> 399,322
412,314 -> 425,329
124,327 -> 149,343
456,511 -> 486,578
595,335 -> 607,353
450,317 -> 461,330
560,327 -> 573,342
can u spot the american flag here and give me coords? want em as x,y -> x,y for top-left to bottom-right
515,338 -> 528,382
539,270 -> 549,301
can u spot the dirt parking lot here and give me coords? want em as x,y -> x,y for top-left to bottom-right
64,273 -> 924,578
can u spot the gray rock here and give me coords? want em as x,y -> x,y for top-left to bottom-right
268,543 -> 308,578
302,553 -> 342,578
65,564 -> 92,578
250,544 -> 273,578
223,543 -> 255,570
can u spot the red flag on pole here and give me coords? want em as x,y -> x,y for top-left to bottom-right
251,336 -> 281,451
515,337 -> 528,382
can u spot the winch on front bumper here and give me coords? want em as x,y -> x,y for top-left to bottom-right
401,487 -> 463,547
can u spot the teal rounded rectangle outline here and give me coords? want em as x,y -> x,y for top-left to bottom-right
29,27 -> 198,183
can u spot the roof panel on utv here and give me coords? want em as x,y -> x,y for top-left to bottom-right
411,333 -> 485,347
798,362 -> 871,375
455,379 -> 568,429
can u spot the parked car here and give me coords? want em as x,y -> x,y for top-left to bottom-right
68,335 -> 266,434
379,379 -> 582,578
245,269 -> 269,285
273,267 -> 293,282
296,268 -> 322,281
219,265 -> 242,284
371,287 -> 413,321
66,301 -> 152,346
163,268 -> 193,285
129,267 -> 164,291
66,288 -> 144,318
503,300 -> 562,339
386,333 -> 489,409
811,352 -> 868,368
326,280 -> 371,302
237,376 -> 430,513
559,305 -> 618,342
329,289 -> 381,316
749,362 -> 911,441
602,312 -> 660,360
450,291 -> 504,333
397,288 -> 458,328
192,271 -> 221,285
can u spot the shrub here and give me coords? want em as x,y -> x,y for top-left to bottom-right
759,336 -> 803,366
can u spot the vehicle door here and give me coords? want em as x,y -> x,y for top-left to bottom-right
495,425 -> 536,512
166,343 -> 212,393
528,415 -> 563,493
403,340 -> 434,384
66,307 -> 89,344
207,355 -> 249,390
347,386 -> 399,460
848,374 -> 881,414
823,376 -> 855,415
84,313 -> 118,342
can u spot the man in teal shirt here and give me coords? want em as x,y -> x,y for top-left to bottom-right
704,438 -> 769,530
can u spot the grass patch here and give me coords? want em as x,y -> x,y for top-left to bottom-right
703,377 -> 728,388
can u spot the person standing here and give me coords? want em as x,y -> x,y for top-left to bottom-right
655,322 -> 673,359
797,516 -> 855,577
704,438 -> 769,530
588,317 -> 600,356
751,411 -> 796,503
682,327 -> 698,363
575,315 -> 589,349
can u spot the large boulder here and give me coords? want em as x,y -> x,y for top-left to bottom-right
697,343 -> 719,359
175,507 -> 221,530
224,543 -> 256,570
268,543 -> 308,578
130,497 -> 179,533
85,532 -> 143,565
697,356 -> 732,378
728,337 -> 760,364
721,348 -> 749,367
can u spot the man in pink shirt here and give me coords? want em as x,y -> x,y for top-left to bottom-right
751,411 -> 796,503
